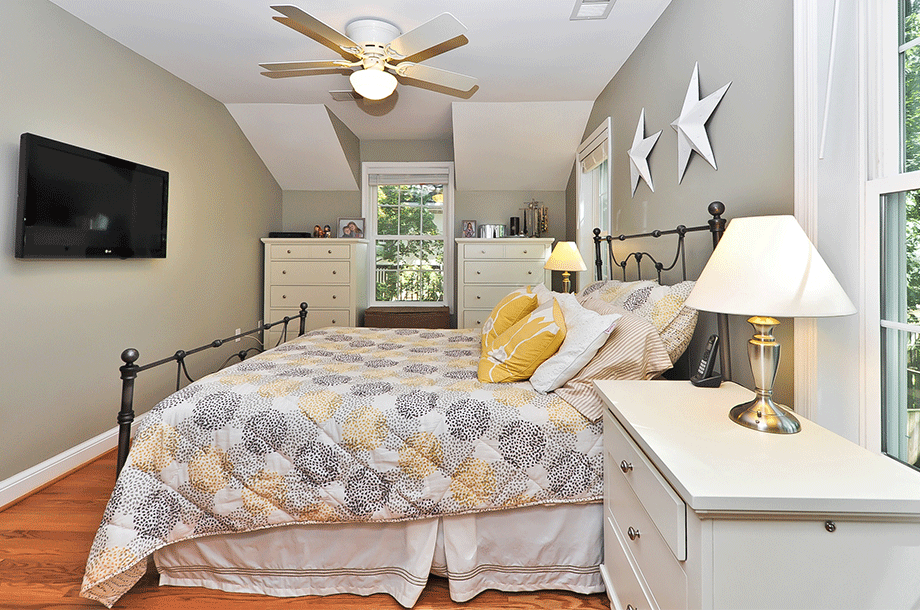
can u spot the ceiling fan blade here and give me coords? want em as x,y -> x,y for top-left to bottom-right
387,13 -> 467,58
396,63 -> 477,92
260,68 -> 349,79
260,60 -> 350,71
271,5 -> 359,53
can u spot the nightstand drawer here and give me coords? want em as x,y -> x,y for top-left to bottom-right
606,453 -> 688,610
603,514 -> 654,610
270,285 -> 350,309
270,261 -> 350,285
605,407 -> 687,561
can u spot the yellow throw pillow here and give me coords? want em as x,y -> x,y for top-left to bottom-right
481,286 -> 540,350
478,299 -> 566,383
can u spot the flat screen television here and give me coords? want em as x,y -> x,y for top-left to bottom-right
15,133 -> 168,259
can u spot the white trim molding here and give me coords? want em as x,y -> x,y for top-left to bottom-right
0,414 -> 146,510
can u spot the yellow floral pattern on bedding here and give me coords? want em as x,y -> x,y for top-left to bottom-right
81,326 -> 602,607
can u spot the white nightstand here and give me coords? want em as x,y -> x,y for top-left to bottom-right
594,379 -> 920,610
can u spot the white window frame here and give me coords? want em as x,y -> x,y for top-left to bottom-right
862,0 -> 919,453
361,161 -> 454,309
575,117 -> 612,281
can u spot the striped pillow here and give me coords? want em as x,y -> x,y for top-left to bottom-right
554,303 -> 672,421
478,299 -> 566,383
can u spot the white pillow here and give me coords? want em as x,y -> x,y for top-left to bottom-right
529,292 -> 621,392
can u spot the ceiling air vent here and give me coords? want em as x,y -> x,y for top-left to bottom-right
570,0 -> 615,20
329,90 -> 362,102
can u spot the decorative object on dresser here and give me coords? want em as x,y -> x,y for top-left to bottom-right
261,237 -> 368,343
455,237 -> 553,329
461,219 -> 476,238
596,379 -> 920,610
684,215 -> 856,434
520,199 -> 548,237
544,241 -> 587,293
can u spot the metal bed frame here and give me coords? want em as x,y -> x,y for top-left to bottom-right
592,201 -> 731,382
115,302 -> 309,475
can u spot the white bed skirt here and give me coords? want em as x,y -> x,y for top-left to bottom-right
154,502 -> 604,607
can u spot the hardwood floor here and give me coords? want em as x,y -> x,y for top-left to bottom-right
0,451 -> 609,609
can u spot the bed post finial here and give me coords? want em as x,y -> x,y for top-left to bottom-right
116,348 -> 140,477
299,302 -> 308,336
593,228 -> 603,281
706,201 -> 732,382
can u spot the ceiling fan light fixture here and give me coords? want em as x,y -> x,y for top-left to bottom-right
350,67 -> 398,100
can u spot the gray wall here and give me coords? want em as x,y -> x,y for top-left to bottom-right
577,0 -> 795,404
0,1 -> 282,480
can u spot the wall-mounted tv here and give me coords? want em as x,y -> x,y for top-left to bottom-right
15,133 -> 168,259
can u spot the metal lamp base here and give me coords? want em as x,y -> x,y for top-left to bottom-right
733,316 -> 801,434
729,395 -> 801,434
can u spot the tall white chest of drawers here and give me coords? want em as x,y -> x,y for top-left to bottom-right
261,238 -> 367,344
455,237 -> 553,329
594,379 -> 920,610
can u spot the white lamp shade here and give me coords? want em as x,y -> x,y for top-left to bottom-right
545,241 -> 587,272
684,215 -> 856,318
350,68 -> 397,100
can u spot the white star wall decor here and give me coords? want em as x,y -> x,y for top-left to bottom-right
628,108 -> 662,196
671,62 -> 731,184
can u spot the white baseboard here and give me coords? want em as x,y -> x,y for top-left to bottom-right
0,413 -> 146,509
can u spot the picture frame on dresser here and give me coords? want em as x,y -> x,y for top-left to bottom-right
337,217 -> 365,239
461,220 -> 476,238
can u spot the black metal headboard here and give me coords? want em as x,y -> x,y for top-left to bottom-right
590,201 -> 731,381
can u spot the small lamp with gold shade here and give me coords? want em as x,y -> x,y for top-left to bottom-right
683,215 -> 856,434
544,241 -> 587,294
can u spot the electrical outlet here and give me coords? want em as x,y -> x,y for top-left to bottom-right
235,328 -> 241,342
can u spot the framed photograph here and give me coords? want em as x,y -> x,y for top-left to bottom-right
461,220 -> 477,238
337,217 -> 365,239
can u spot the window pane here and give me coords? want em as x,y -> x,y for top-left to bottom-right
881,326 -> 920,468
903,43 -> 920,172
882,190 -> 920,324
903,0 -> 920,44
398,203 -> 421,236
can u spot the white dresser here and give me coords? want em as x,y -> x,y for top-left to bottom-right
594,379 -> 920,610
261,238 -> 367,345
455,237 -> 553,329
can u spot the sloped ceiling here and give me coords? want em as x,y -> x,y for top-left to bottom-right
47,0 -> 674,192
452,101 -> 595,191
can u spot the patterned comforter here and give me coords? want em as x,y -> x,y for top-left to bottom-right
81,326 -> 603,606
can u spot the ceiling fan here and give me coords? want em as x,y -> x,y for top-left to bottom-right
260,5 -> 478,100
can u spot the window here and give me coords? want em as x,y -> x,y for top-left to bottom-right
869,1 -> 920,470
362,162 -> 453,307
575,118 -> 612,281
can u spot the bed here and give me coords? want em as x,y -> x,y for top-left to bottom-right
80,203 -> 728,608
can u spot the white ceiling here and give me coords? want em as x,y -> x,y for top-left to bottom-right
47,0 -> 672,191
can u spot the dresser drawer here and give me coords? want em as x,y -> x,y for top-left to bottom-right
606,452 -> 688,610
271,244 -> 350,260
463,243 -> 505,259
504,243 -> 547,259
463,260 -> 543,284
462,284 -> 519,309
268,308 -> 351,334
270,260 -> 350,285
461,309 -> 490,329
604,513 -> 656,610
270,285 -> 350,309
605,407 -> 687,561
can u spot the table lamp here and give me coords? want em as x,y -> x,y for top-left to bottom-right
683,215 -> 856,434
545,241 -> 587,293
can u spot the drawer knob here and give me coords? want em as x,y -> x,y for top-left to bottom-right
332,295 -> 337,300
328,249 -> 332,254
627,606 -> 638,610
282,270 -> 287,274
480,250 -> 486,254
620,460 -> 633,473
476,295 -> 481,299
825,521 -> 836,533
332,270 -> 337,275
476,271 -> 481,275
527,270 -> 532,275
523,249 -> 528,253
282,294 -> 287,299
627,526 -> 641,541
286,249 -> 292,254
